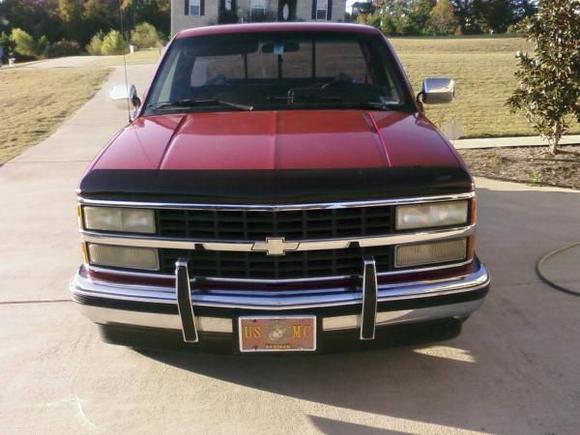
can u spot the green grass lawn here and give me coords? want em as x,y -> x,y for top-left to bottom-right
124,38 -> 579,138
1,37 -> 578,166
0,67 -> 110,165
391,36 -> 580,138
94,48 -> 163,67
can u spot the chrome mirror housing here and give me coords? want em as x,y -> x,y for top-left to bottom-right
420,78 -> 455,104
110,84 -> 141,110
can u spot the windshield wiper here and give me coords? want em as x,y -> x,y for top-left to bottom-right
267,94 -> 343,103
265,96 -> 401,111
353,101 -> 402,111
150,98 -> 253,111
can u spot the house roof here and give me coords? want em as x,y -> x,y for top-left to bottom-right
175,22 -> 381,39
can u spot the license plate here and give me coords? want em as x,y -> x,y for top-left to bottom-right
238,316 -> 317,352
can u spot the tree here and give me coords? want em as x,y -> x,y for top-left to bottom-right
86,31 -> 104,55
375,0 -> 413,36
100,29 -> 128,55
428,0 -> 458,35
472,0 -> 514,33
130,22 -> 160,49
121,0 -> 171,37
58,0 -> 82,23
83,0 -> 117,44
362,0 -> 433,36
58,0 -> 84,42
37,35 -> 50,56
449,0 -> 475,32
511,0 -> 537,22
507,0 -> 580,154
11,27 -> 36,58
0,0 -> 64,42
408,0 -> 436,34
0,32 -> 16,58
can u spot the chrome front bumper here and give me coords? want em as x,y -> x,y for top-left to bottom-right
71,259 -> 490,339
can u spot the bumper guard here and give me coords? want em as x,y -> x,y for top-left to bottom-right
71,260 -> 490,343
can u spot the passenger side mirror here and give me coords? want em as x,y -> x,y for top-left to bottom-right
419,78 -> 455,104
110,84 -> 142,111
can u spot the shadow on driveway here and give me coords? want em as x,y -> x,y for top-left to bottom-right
129,186 -> 580,434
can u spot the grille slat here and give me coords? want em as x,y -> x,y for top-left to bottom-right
155,205 -> 395,281
158,206 -> 394,241
159,246 -> 393,280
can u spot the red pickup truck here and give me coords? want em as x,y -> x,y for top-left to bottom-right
71,23 -> 489,353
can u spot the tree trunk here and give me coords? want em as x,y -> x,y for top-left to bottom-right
550,123 -> 563,155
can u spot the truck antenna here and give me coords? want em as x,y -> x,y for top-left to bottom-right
118,0 -> 132,123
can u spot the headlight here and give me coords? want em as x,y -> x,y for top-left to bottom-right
87,244 -> 159,270
395,238 -> 467,268
83,206 -> 155,234
396,200 -> 468,230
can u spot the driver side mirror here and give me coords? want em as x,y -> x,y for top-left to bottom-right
419,78 -> 455,104
110,84 -> 141,111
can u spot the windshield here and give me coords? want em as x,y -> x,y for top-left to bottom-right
144,31 -> 410,114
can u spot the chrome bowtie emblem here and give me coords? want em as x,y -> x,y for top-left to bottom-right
252,237 -> 299,256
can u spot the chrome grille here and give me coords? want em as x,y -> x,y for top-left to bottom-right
158,246 -> 394,280
157,206 -> 394,241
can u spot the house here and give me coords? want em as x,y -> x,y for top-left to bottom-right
171,0 -> 347,34
350,0 -> 373,17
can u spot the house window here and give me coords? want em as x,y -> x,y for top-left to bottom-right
251,0 -> 266,17
316,0 -> 328,20
189,0 -> 201,16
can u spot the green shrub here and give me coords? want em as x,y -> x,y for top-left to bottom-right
130,22 -> 160,49
37,35 -> 50,57
86,32 -> 104,55
427,0 -> 457,35
0,32 -> 15,58
101,30 -> 128,55
11,28 -> 37,58
44,39 -> 82,58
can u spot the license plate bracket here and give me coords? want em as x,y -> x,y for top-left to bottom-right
238,315 -> 317,352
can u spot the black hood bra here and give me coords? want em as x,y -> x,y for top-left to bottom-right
79,167 -> 472,204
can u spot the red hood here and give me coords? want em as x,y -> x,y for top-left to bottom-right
91,110 -> 462,171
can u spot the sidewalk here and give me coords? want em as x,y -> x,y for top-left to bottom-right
454,134 -> 580,149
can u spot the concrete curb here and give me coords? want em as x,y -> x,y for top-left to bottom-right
453,135 -> 580,149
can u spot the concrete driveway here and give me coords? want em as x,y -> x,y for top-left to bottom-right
1,65 -> 579,435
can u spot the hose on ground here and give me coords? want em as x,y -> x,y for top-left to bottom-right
536,241 -> 580,297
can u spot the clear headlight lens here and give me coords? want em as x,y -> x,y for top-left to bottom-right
396,200 -> 468,230
88,244 -> 159,270
395,238 -> 467,268
83,206 -> 155,234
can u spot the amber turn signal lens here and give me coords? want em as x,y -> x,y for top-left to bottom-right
395,238 -> 467,268
87,244 -> 159,271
